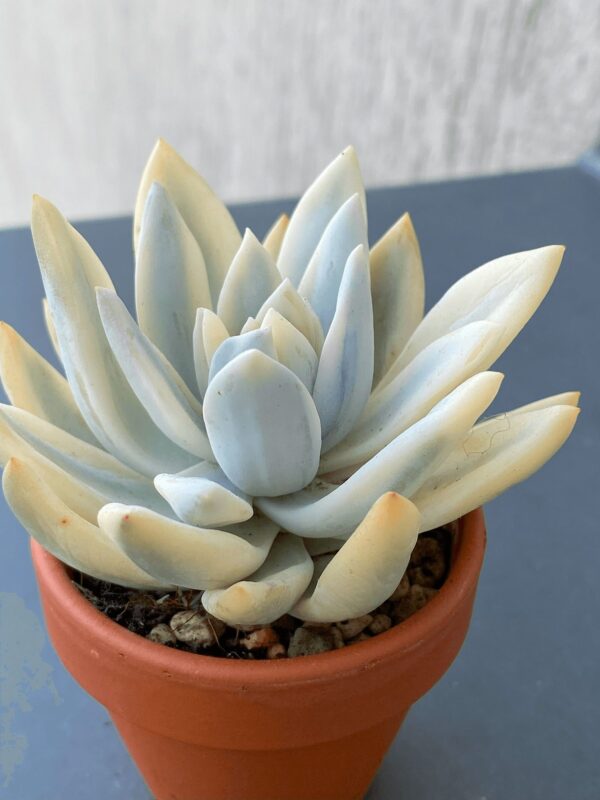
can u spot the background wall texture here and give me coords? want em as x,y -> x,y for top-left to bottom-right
1,0 -> 599,227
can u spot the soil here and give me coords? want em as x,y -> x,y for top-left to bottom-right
73,526 -> 452,659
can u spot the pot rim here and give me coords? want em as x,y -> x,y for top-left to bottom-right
31,508 -> 486,688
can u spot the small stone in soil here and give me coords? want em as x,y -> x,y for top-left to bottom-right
408,537 -> 446,588
369,614 -> 392,636
392,585 -> 438,623
147,623 -> 177,646
336,615 -> 373,641
170,610 -> 221,648
288,627 -> 337,657
240,627 -> 279,650
72,525 -> 452,660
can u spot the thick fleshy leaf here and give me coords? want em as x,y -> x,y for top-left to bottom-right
370,213 -> 425,386
412,404 -> 580,531
154,462 -> 253,527
312,245 -> 374,452
292,493 -> 420,622
321,321 -> 503,473
208,328 -> 276,383
216,229 -> 282,335
202,533 -> 314,625
134,139 -> 241,306
204,350 -> 321,497
0,404 -> 169,514
3,458 -> 168,589
381,245 -> 565,387
97,289 -> 212,460
31,196 -> 192,476
260,309 -> 318,392
193,308 -> 229,398
42,298 -> 61,360
241,317 -> 259,334
277,147 -> 366,286
0,323 -> 98,445
257,371 -> 503,538
255,279 -> 324,354
262,213 -> 289,261
98,505 -> 279,590
0,415 -> 109,524
135,182 -> 212,391
298,194 -> 368,333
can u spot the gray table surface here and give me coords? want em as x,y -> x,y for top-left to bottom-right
1,165 -> 598,799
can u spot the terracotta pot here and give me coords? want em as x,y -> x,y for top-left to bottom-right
31,508 -> 486,800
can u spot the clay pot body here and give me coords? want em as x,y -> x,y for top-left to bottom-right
32,508 -> 486,800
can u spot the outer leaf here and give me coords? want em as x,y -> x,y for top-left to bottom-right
204,350 -> 321,497
202,533 -> 314,625
381,245 -> 565,387
312,245 -> 374,452
262,213 -> 289,261
255,279 -> 324,354
0,414 -> 109,524
370,213 -> 425,385
298,193 -> 368,332
292,493 -> 420,622
3,458 -> 167,589
135,182 -> 212,391
98,505 -> 279,590
134,139 -> 241,306
154,462 -> 253,527
217,229 -> 282,335
208,328 -> 276,383
257,371 -> 503,538
321,320 -> 503,473
261,309 -> 318,392
0,404 -> 169,514
0,322 -> 98,445
277,146 -> 366,286
97,289 -> 212,460
412,404 -> 580,531
42,298 -> 61,360
31,196 -> 192,476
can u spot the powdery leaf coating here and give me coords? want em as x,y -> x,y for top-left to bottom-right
1,141 -> 579,626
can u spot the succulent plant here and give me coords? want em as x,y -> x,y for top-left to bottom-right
0,140 -> 579,627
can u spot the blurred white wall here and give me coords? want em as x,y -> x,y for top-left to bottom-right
1,0 -> 599,227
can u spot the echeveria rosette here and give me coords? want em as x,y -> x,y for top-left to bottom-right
0,139 -> 580,627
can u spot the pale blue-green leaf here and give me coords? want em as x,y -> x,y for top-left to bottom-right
321,320 -> 503,473
135,182 -> 212,392
134,139 -> 241,306
217,229 -> 282,335
381,245 -> 565,388
255,278 -> 324,354
260,309 -> 318,392
277,147 -> 366,286
208,328 -> 276,384
257,371 -> 503,538
96,288 -> 212,460
202,533 -> 314,625
0,322 -> 98,445
3,458 -> 169,589
413,404 -> 580,531
204,350 -> 321,497
312,245 -> 374,452
298,193 -> 368,333
0,404 -> 171,514
98,504 -> 279,590
31,196 -> 193,476
370,213 -> 425,386
154,461 -> 253,527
